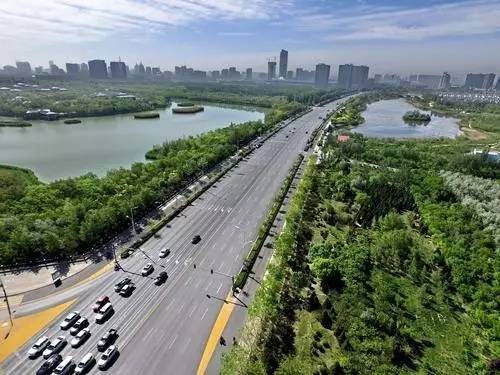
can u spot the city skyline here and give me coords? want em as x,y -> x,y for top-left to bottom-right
1,0 -> 500,77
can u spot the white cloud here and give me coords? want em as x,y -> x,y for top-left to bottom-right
0,0 -> 286,45
296,0 -> 500,41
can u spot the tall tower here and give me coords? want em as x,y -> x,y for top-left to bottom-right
279,49 -> 288,79
267,58 -> 276,80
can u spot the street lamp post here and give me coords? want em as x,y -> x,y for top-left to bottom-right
129,206 -> 137,235
0,275 -> 13,337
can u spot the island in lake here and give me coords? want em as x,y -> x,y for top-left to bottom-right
0,120 -> 32,127
134,112 -> 160,119
402,110 -> 431,124
172,103 -> 204,114
64,119 -> 82,124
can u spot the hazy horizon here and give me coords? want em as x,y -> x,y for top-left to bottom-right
2,0 -> 500,78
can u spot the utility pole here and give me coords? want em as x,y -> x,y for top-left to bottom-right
0,275 -> 13,337
129,206 -> 136,235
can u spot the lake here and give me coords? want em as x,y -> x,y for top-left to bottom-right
353,99 -> 461,139
0,102 -> 265,181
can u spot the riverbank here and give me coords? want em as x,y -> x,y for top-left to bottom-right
0,120 -> 32,127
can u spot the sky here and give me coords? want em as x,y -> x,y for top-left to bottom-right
1,0 -> 500,79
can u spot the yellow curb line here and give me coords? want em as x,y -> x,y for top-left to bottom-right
196,292 -> 236,375
0,299 -> 76,363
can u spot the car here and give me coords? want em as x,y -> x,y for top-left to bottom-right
97,329 -> 118,351
92,296 -> 110,312
71,328 -> 90,348
159,248 -> 170,258
69,317 -> 89,335
154,271 -> 168,285
51,355 -> 75,375
114,278 -> 131,292
28,335 -> 50,359
74,353 -> 95,374
98,345 -> 119,370
60,311 -> 80,330
192,235 -> 201,244
95,302 -> 114,324
36,354 -> 62,375
42,336 -> 66,359
119,283 -> 135,297
141,263 -> 154,276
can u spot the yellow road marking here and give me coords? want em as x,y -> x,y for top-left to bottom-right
196,292 -> 236,375
0,299 -> 76,363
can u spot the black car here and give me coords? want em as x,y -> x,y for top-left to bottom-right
114,278 -> 131,292
154,271 -> 168,285
97,329 -> 118,351
192,235 -> 201,244
36,354 -> 62,375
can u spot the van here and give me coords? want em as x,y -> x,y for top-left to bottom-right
52,356 -> 75,375
95,302 -> 113,323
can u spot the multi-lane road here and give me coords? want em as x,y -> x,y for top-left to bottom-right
1,97 -> 348,375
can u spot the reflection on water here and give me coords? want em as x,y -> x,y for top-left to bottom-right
0,102 -> 264,181
353,99 -> 461,139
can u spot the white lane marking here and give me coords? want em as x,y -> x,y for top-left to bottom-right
182,337 -> 192,353
216,282 -> 223,294
200,307 -> 209,321
188,305 -> 197,317
177,302 -> 185,314
168,335 -> 178,349
184,275 -> 192,286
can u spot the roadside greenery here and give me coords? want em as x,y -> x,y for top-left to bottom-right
0,101 -> 304,266
222,128 -> 499,374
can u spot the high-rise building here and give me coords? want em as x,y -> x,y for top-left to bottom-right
152,67 -> 161,75
496,78 -> 500,91
296,68 -> 314,81
110,61 -> 127,79
80,63 -> 89,74
338,64 -> 369,89
145,66 -> 152,75
351,65 -> 369,89
66,63 -> 80,75
212,70 -> 220,80
134,62 -> 146,75
416,75 -> 442,89
439,72 -> 451,90
338,64 -> 353,89
286,70 -> 293,80
315,63 -> 330,89
268,61 -> 276,80
483,73 -> 496,89
88,60 -> 108,79
279,49 -> 288,78
464,73 -> 496,89
15,61 -> 31,75
246,68 -> 252,80
34,66 -> 44,74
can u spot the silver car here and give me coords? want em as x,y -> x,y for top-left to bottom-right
27,335 -> 50,358
74,352 -> 95,374
71,328 -> 90,348
97,345 -> 118,370
42,335 -> 66,359
60,311 -> 80,330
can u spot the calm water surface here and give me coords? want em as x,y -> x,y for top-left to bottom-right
0,102 -> 264,181
353,99 -> 461,139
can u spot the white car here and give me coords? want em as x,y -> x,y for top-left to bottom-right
27,335 -> 50,358
60,311 -> 80,330
69,317 -> 89,336
71,328 -> 90,348
141,263 -> 154,276
74,352 -> 95,374
42,335 -> 66,359
98,345 -> 118,370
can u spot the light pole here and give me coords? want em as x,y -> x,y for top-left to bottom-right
126,206 -> 137,236
0,275 -> 13,338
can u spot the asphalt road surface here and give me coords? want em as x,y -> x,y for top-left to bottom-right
1,97 -> 348,375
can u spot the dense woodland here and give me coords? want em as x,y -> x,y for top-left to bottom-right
222,100 -> 499,374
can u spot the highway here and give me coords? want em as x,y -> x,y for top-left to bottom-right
1,97 -> 348,375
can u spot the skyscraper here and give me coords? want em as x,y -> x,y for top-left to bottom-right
66,63 -> 80,75
483,73 -> 496,89
286,70 -> 293,80
279,49 -> 288,79
315,63 -> 330,89
464,73 -> 496,89
88,60 -> 108,79
439,72 -> 451,90
338,64 -> 369,89
496,78 -> 500,91
110,61 -> 127,79
15,61 -> 31,75
268,61 -> 276,80
246,68 -> 252,80
338,64 -> 353,89
80,63 -> 89,74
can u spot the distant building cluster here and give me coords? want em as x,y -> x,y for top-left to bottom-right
2,50 -> 499,95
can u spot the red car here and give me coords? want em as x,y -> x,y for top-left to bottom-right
93,296 -> 110,313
